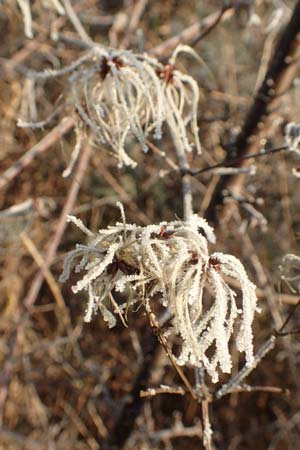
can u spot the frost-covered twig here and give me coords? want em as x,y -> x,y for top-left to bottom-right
16,0 -> 65,38
280,254 -> 300,293
285,122 -> 300,155
216,335 -> 275,399
202,399 -> 212,450
140,385 -> 186,397
62,0 -> 93,45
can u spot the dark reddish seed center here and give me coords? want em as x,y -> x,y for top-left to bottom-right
99,56 -> 124,80
209,256 -> 221,269
157,64 -> 175,84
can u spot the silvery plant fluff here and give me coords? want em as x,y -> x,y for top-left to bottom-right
28,44 -> 201,168
60,204 -> 258,383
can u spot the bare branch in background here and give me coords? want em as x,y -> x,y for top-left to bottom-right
205,1 -> 300,225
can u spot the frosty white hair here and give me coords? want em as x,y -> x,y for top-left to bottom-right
60,205 -> 258,383
29,45 -> 201,168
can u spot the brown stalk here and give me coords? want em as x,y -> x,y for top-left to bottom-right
144,302 -> 198,402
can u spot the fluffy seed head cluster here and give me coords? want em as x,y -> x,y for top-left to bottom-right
73,45 -> 201,167
30,45 -> 201,168
60,205 -> 258,382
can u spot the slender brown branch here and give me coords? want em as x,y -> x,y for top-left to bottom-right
23,141 -> 92,310
144,301 -> 198,401
189,6 -> 231,48
0,116 -> 75,190
140,385 -> 186,397
189,145 -> 288,176
151,8 -> 234,59
275,300 -> 300,336
120,0 -> 148,49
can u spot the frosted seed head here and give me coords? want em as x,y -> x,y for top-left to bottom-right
61,209 -> 258,382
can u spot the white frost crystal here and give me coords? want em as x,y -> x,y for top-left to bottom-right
60,208 -> 258,382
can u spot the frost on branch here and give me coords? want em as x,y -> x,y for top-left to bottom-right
28,45 -> 201,168
60,205 -> 258,382
285,122 -> 300,155
280,253 -> 300,293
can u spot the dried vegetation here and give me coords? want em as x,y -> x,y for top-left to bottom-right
1,1 -> 300,449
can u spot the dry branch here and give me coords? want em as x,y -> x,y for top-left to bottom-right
151,7 -> 234,58
0,116 -> 75,190
23,141 -> 92,310
205,1 -> 300,224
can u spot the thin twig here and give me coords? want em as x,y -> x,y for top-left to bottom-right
151,8 -> 234,58
0,116 -> 75,190
189,145 -> 288,176
189,6 -> 231,48
20,231 -> 72,331
23,142 -> 92,310
146,140 -> 180,172
140,385 -> 186,397
120,0 -> 148,49
202,399 -> 212,450
275,300 -> 300,336
230,384 -> 290,395
144,299 -> 197,401
216,336 -> 276,399
171,132 -> 194,220
62,0 -> 93,45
